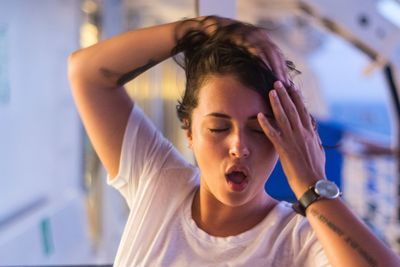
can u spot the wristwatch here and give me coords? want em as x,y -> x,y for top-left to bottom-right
292,180 -> 341,216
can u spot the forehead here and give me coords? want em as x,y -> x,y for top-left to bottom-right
195,75 -> 270,118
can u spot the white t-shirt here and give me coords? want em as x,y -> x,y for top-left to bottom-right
107,105 -> 331,267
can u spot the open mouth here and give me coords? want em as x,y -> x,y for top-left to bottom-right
226,171 -> 247,184
225,170 -> 249,191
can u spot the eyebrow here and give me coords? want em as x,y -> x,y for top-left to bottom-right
205,112 -> 231,119
205,112 -> 273,120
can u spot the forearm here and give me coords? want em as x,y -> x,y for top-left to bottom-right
306,198 -> 400,267
66,18 -> 202,177
68,19 -> 198,90
258,82 -> 400,266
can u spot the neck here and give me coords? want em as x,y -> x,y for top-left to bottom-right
191,187 -> 277,237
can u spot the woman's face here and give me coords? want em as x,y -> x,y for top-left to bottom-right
188,74 -> 278,207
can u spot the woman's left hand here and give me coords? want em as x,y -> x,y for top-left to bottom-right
257,81 -> 326,198
259,81 -> 400,267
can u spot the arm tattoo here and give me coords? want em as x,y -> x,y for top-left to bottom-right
310,208 -> 378,267
99,67 -> 119,81
99,59 -> 159,86
310,209 -> 344,237
116,59 -> 158,86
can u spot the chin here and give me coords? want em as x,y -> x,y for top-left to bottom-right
220,192 -> 255,207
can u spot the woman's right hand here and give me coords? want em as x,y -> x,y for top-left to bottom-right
233,24 -> 291,86
177,16 -> 290,85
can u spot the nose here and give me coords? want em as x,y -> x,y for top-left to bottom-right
229,131 -> 250,159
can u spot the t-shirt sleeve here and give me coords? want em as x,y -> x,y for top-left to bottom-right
294,215 -> 331,267
300,232 -> 331,267
106,105 -> 192,205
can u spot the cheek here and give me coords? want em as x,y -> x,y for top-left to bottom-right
253,138 -> 278,170
252,134 -> 275,153
191,129 -> 223,161
262,144 -> 278,164
193,125 -> 223,147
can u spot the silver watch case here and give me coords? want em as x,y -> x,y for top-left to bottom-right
314,180 -> 340,199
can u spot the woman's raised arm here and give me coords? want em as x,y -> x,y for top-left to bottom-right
258,81 -> 400,267
68,21 -> 193,178
68,16 -> 288,179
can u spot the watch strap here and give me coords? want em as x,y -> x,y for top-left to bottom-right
292,186 -> 319,216
292,180 -> 341,216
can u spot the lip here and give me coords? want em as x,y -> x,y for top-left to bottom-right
225,164 -> 250,192
225,164 -> 250,177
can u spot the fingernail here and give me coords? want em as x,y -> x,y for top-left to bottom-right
275,81 -> 283,89
270,90 -> 277,97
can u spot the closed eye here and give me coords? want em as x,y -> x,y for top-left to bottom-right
208,128 -> 229,133
252,129 -> 265,134
247,121 -> 265,135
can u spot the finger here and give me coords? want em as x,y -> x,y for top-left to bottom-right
268,89 -> 292,134
257,112 -> 281,142
288,84 -> 313,131
263,47 -> 283,80
237,28 -> 290,85
316,132 -> 324,151
269,51 -> 284,81
262,42 -> 290,85
274,81 -> 302,130
274,52 -> 290,86
238,27 -> 290,85
246,45 -> 272,70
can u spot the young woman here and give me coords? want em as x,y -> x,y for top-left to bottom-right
68,16 -> 400,266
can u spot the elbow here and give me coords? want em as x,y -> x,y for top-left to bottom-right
67,50 -> 82,89
68,49 -> 96,92
67,47 -> 117,91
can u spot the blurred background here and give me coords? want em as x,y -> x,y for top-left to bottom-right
0,0 -> 399,265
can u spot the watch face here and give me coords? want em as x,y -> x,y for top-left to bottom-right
315,180 -> 340,199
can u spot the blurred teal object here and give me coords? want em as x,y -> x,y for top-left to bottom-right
40,218 -> 54,256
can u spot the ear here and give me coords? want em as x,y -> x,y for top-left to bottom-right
186,129 -> 193,149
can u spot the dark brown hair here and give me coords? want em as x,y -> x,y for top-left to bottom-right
172,21 -> 291,130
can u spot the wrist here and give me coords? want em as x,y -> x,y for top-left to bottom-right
291,177 -> 325,200
292,179 -> 341,216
